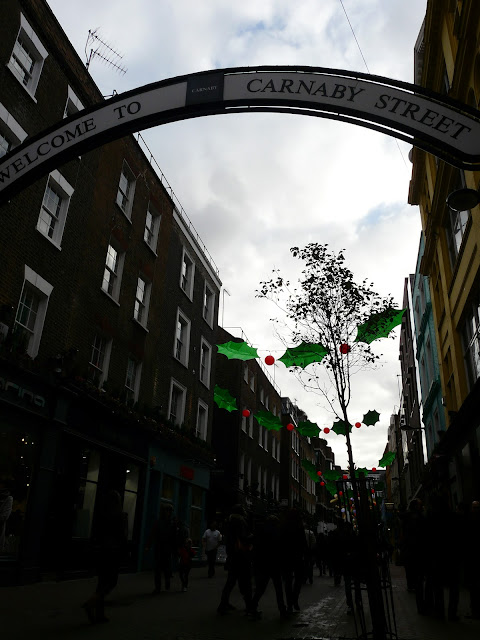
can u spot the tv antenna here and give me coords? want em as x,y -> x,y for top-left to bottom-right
85,29 -> 127,75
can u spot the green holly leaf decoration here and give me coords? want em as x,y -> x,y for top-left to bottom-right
378,451 -> 396,468
355,308 -> 406,344
255,410 -> 283,431
297,420 -> 321,437
217,341 -> 259,361
213,385 -> 238,412
323,469 -> 342,482
332,419 -> 352,436
325,480 -> 338,496
301,459 -> 320,483
278,342 -> 329,369
363,410 -> 380,426
354,468 -> 368,478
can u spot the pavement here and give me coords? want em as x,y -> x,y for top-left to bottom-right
1,563 -> 479,640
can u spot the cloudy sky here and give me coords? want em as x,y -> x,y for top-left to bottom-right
46,0 -> 427,468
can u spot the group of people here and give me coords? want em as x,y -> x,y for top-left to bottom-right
217,505 -> 316,619
400,496 -> 480,621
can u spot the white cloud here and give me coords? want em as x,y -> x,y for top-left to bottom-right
46,0 -> 428,467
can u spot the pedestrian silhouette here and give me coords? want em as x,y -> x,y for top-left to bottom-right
202,520 -> 222,578
145,502 -> 177,593
282,508 -> 308,613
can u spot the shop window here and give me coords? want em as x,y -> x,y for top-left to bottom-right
72,448 -> 100,538
123,464 -> 139,541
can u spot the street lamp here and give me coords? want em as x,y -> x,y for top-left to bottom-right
446,187 -> 480,211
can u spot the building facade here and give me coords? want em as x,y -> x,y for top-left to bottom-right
0,0 -> 220,583
408,0 -> 480,505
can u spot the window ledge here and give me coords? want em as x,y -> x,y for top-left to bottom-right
144,240 -> 158,257
200,379 -> 210,390
6,63 -> 38,102
36,228 -> 62,250
133,317 -> 149,333
173,355 -> 189,369
203,315 -> 214,329
180,286 -> 194,302
100,288 -> 120,306
115,201 -> 133,223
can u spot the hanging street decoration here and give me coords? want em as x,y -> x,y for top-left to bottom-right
362,410 -> 381,426
278,341 -> 329,369
255,409 -> 283,431
339,343 -> 351,354
378,451 -> 396,468
286,423 -> 295,431
297,420 -> 322,437
242,409 -> 250,418
213,385 -> 238,412
264,355 -> 275,365
323,427 -> 330,434
332,419 -> 352,436
354,308 -> 406,344
355,422 -> 361,428
301,459 -> 321,483
217,340 -> 259,360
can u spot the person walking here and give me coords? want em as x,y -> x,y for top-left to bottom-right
82,489 -> 128,624
178,537 -> 197,592
282,508 -> 308,613
217,504 -> 254,616
400,498 -> 426,614
202,520 -> 222,578
249,515 -> 287,618
304,522 -> 317,585
0,478 -> 13,553
145,503 -> 178,594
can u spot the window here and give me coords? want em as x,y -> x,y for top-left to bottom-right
446,171 -> 471,264
244,364 -> 249,383
0,102 -> 27,158
196,401 -> 208,440
247,459 -> 252,486
180,248 -> 195,299
116,161 -> 136,219
169,379 -> 186,426
125,357 -> 141,403
203,282 -> 215,327
134,275 -> 151,327
14,266 -> 53,358
144,204 -> 161,252
88,334 -> 112,387
239,454 -> 245,490
248,413 -> 253,438
260,387 -> 265,404
36,170 -> 74,247
8,14 -> 48,98
258,423 -> 263,447
174,309 -> 191,366
271,437 -> 276,459
242,408 -> 247,432
249,372 -> 255,391
462,293 -> 480,389
200,338 -> 212,387
64,86 -> 84,118
264,429 -> 268,451
101,241 -> 125,301
265,395 -> 269,410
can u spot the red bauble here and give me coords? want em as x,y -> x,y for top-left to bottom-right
355,422 -> 361,428
371,489 -> 375,494
317,471 -> 323,477
339,491 -> 343,496
343,474 -> 348,480
286,423 -> 294,431
339,343 -> 350,354
372,467 -> 377,473
242,409 -> 250,418
320,481 -> 325,486
323,427 -> 330,434
265,355 -> 275,366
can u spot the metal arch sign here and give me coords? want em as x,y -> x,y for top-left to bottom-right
1,65 -> 480,201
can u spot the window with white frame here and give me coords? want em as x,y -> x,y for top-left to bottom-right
265,395 -> 269,410
462,292 -> 480,389
63,86 -> 84,118
244,364 -> 249,383
14,266 -> 53,359
174,309 -> 191,366
116,161 -> 136,219
272,404 -> 277,417
88,333 -> 112,387
144,204 -> 161,252
258,423 -> 263,447
125,357 -> 141,403
8,13 -> 48,98
203,281 -> 215,327
264,428 -> 268,451
249,372 -> 255,391
271,437 -> 276,459
248,413 -> 253,438
260,387 -> 265,404
446,171 -> 471,264
0,102 -> 27,158
134,275 -> 151,327
36,170 -> 74,247
196,400 -> 208,440
199,338 -> 212,387
169,379 -> 187,426
180,248 -> 195,299
101,240 -> 125,301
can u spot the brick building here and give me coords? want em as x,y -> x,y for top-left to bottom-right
0,0 -> 220,584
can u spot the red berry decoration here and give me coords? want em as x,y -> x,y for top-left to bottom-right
320,481 -> 325,486
339,343 -> 350,354
371,489 -> 375,494
242,409 -> 250,418
372,467 -> 377,473
343,474 -> 348,480
339,491 -> 343,496
265,355 -> 275,366
317,471 -> 323,477
355,422 -> 361,428
323,428 -> 330,434
286,423 -> 294,431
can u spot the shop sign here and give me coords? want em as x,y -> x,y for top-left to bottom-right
0,375 -> 48,414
